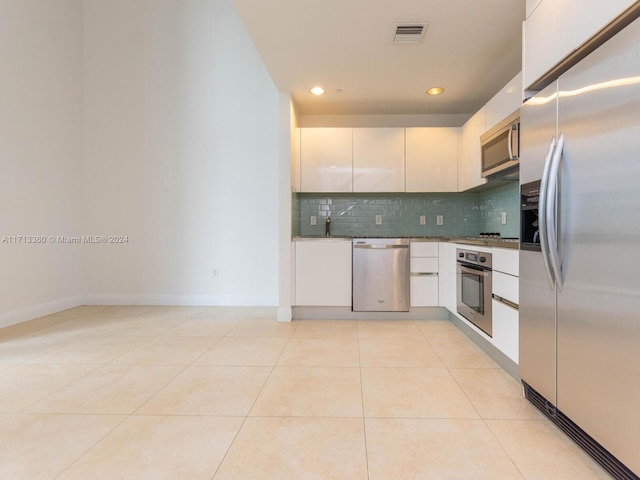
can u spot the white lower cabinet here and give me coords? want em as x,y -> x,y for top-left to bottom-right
411,276 -> 439,307
492,299 -> 519,363
294,240 -> 352,306
491,248 -> 520,363
438,242 -> 458,311
410,242 -> 439,307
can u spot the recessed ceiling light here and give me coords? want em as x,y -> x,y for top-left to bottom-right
427,87 -> 444,95
310,86 -> 325,96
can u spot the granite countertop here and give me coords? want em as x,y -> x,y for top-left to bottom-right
292,235 -> 520,249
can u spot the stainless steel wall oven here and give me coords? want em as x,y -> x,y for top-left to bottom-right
456,248 -> 493,336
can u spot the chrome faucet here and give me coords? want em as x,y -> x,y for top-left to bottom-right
325,216 -> 331,237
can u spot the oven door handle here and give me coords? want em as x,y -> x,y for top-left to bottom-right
458,265 -> 490,277
539,136 -> 557,290
354,244 -> 409,249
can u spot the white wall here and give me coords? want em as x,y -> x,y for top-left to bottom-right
277,94 -> 294,321
0,0 -> 84,326
82,0 -> 281,305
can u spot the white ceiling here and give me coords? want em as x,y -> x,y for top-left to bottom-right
231,0 -> 525,117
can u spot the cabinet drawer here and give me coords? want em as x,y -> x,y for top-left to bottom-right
493,248 -> 519,276
410,276 -> 439,307
410,257 -> 439,273
492,299 -> 519,363
411,242 -> 439,257
493,271 -> 519,305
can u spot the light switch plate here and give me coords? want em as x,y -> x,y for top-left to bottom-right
310,215 -> 317,225
375,214 -> 382,225
419,215 -> 426,225
501,212 -> 507,224
436,215 -> 444,226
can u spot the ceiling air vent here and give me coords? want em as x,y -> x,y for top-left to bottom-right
393,23 -> 429,44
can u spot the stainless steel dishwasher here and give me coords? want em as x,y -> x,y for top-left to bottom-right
352,238 -> 410,312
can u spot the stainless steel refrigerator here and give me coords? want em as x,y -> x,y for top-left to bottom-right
519,12 -> 640,480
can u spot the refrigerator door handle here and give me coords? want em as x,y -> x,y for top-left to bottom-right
547,133 -> 565,291
539,136 -> 557,289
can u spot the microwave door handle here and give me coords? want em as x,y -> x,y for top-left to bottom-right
539,136 -> 557,290
508,125 -> 514,160
547,133 -> 565,291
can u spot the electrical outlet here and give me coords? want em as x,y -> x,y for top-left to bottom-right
310,215 -> 317,226
436,215 -> 444,226
501,212 -> 507,225
419,215 -> 426,225
213,268 -> 219,278
375,214 -> 382,225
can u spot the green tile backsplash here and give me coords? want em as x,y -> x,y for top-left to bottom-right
294,182 -> 520,238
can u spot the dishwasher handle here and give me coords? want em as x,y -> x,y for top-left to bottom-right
353,244 -> 409,249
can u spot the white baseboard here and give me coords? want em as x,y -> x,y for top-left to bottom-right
0,294 -> 283,330
0,295 -> 84,329
82,294 -> 277,307
277,307 -> 292,322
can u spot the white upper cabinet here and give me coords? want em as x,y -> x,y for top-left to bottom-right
523,0 -> 635,89
576,0 -> 636,47
526,0 -> 544,18
457,107 -> 487,192
291,127 -> 301,192
300,128 -> 353,192
523,0 -> 576,89
484,72 -> 523,130
405,128 -> 458,192
353,128 -> 405,192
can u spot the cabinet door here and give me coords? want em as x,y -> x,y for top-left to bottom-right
300,128 -> 352,192
411,242 -> 439,257
523,0 -> 576,89
458,108 -> 487,191
492,299 -> 519,363
576,0 -> 636,47
410,257 -> 439,273
410,276 -> 439,307
493,271 -> 519,306
437,242 -> 457,310
484,72 -> 523,131
294,241 -> 352,306
292,127 -> 301,192
406,128 -> 458,192
353,128 -> 405,192
492,248 -> 519,277
526,0 -> 544,18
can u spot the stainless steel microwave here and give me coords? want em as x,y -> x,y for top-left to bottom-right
480,109 -> 520,178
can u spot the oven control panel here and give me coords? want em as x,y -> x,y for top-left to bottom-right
457,249 -> 492,268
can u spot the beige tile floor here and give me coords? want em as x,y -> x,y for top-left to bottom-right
0,306 -> 614,479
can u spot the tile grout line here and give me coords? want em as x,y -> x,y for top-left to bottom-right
413,319 -> 528,479
356,320 -> 371,480
209,315 -> 301,480
482,419 -> 528,480
46,314 -> 239,478
413,319 -> 485,420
